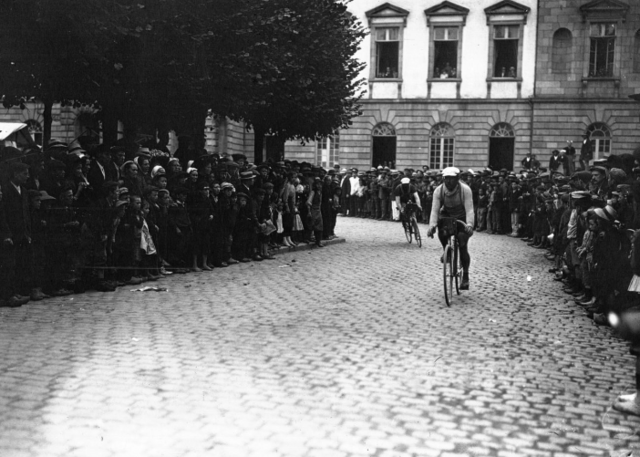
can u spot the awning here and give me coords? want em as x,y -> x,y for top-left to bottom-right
0,123 -> 27,141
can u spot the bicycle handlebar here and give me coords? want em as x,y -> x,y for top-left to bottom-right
428,218 -> 469,239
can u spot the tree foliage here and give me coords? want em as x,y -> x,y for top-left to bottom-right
0,0 -> 366,149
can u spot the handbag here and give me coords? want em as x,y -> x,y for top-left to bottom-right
294,213 -> 304,231
261,220 -> 277,236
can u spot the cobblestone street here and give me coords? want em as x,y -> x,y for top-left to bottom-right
1,216 -> 640,457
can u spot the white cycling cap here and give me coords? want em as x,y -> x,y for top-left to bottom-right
400,177 -> 411,184
442,167 -> 461,177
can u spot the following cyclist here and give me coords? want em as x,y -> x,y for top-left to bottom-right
394,177 -> 422,222
426,167 -> 475,290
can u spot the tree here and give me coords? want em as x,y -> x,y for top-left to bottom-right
0,0 -> 366,158
205,0 -> 367,162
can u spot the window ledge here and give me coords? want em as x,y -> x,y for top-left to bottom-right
428,78 -> 462,83
370,78 -> 403,82
487,77 -> 522,82
582,77 -> 619,82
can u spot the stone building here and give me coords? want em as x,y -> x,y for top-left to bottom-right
284,0 -> 541,171
531,0 -> 640,162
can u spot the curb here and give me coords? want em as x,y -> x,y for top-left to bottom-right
270,237 -> 346,256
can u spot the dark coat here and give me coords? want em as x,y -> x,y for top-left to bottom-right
1,182 -> 31,242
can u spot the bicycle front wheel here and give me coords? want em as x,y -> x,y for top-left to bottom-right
404,220 -> 412,243
412,217 -> 422,248
453,241 -> 461,295
443,245 -> 453,307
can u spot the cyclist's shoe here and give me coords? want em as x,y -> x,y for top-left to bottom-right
460,275 -> 470,290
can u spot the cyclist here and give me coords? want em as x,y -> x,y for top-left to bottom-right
394,177 -> 422,222
426,167 -> 475,290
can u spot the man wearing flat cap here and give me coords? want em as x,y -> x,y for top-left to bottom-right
590,165 -> 609,201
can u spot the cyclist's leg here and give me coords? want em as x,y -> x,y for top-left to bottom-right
457,232 -> 471,273
436,227 -> 448,249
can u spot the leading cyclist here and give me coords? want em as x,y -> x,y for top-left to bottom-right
426,167 -> 475,290
394,177 -> 422,222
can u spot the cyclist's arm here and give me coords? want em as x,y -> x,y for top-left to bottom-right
413,192 -> 422,211
395,195 -> 402,210
463,185 -> 475,229
429,186 -> 442,230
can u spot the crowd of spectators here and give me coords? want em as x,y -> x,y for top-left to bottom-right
0,138 -> 343,308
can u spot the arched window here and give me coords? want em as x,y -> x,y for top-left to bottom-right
634,30 -> 640,73
372,123 -> 396,137
587,123 -> 612,159
489,123 -> 515,171
552,28 -> 572,73
429,123 -> 455,169
372,122 -> 397,168
489,123 -> 515,138
25,119 -> 43,147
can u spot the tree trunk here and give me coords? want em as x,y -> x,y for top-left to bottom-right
253,126 -> 264,164
42,99 -> 53,149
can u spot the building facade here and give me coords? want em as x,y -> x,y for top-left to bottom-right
531,0 -> 640,162
285,0 -> 540,172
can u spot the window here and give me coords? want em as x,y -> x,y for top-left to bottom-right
375,28 -> 400,78
493,25 -> 519,78
25,119 -> 43,147
429,123 -> 455,169
316,134 -> 339,168
484,1 -> 529,82
366,3 -> 409,82
490,123 -> 515,138
425,2 -> 468,83
552,28 -> 572,74
589,23 -> 616,77
634,30 -> 640,73
433,27 -> 459,78
587,123 -> 611,159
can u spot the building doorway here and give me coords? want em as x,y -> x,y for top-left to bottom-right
372,122 -> 396,168
488,123 -> 515,171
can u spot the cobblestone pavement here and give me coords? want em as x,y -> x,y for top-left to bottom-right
2,216 -> 640,457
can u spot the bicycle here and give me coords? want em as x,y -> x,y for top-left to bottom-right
400,202 -> 422,248
434,217 -> 466,307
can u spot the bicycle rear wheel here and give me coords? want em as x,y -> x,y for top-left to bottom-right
443,245 -> 453,307
404,220 -> 412,243
412,217 -> 422,248
453,240 -> 460,295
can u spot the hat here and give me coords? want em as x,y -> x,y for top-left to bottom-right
151,165 -> 166,178
570,191 -> 591,200
39,190 -> 56,201
240,171 -> 255,180
221,182 -> 235,191
400,177 -> 411,184
263,182 -> 274,189
115,200 -> 128,208
590,165 -> 608,175
236,192 -> 249,200
609,168 -> 627,183
442,167 -> 461,177
594,205 -> 618,222
173,186 -> 189,196
254,188 -> 266,196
